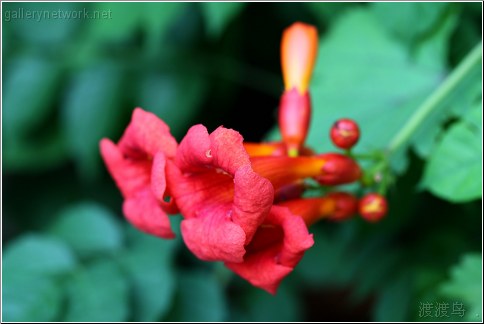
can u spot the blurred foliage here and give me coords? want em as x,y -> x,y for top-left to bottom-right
2,2 -> 482,322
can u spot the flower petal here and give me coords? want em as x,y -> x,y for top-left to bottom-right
123,188 -> 175,239
209,126 -> 250,174
225,206 -> 313,294
181,209 -> 246,263
100,138 -> 151,198
175,124 -> 212,173
119,107 -> 177,158
233,165 -> 274,243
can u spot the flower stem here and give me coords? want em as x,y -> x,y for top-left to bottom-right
387,42 -> 482,154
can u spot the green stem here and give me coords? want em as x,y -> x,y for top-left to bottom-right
387,42 -> 482,154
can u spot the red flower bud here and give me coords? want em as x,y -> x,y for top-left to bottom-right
330,118 -> 360,150
359,193 -> 388,222
315,153 -> 361,185
278,89 -> 311,155
327,192 -> 358,221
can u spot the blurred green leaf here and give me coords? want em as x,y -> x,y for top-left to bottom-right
308,8 -> 440,173
61,62 -> 125,179
306,2 -> 357,25
89,3 -> 184,45
119,227 -> 178,321
374,273 -> 412,321
413,44 -> 481,158
141,3 -> 185,53
371,2 -> 450,45
88,3 -> 140,42
167,270 -> 227,321
422,105 -> 482,202
3,56 -> 61,138
3,234 -> 77,276
440,253 -> 482,321
49,203 -> 123,258
295,224 -> 357,287
2,273 -> 62,322
3,2 -> 83,44
64,260 -> 129,322
137,72 -> 208,138
242,284 -> 303,322
201,2 -> 245,38
3,130 -> 67,172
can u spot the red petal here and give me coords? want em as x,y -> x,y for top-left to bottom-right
151,152 -> 167,202
209,126 -> 250,174
123,189 -> 175,239
233,165 -> 274,243
225,206 -> 313,294
119,108 -> 177,158
181,209 -> 246,263
175,124 -> 213,173
100,138 -> 151,198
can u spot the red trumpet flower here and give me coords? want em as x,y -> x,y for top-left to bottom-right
226,206 -> 313,294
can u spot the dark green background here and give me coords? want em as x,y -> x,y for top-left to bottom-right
2,2 -> 482,322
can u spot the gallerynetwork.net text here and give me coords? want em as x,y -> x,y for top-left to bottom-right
4,8 -> 112,22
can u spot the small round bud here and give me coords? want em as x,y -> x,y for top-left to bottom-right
330,118 -> 360,149
359,193 -> 388,222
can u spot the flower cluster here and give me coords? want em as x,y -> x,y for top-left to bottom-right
100,22 -> 388,294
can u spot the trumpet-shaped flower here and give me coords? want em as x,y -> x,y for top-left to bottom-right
166,125 -> 274,263
225,206 -> 314,294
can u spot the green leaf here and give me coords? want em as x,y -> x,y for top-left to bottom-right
2,273 -> 62,322
422,105 -> 482,202
241,285 -> 303,322
412,42 -> 481,158
308,9 -> 440,173
201,2 -> 245,37
141,3 -> 185,49
371,2 -> 450,45
294,224 -> 357,287
3,130 -> 67,172
3,234 -> 77,276
88,3 -> 140,42
440,253 -> 482,321
118,227 -> 178,321
306,2 -> 357,25
61,62 -> 125,178
49,203 -> 124,258
167,270 -> 227,321
3,2 -> 83,44
374,273 -> 412,321
64,260 -> 129,322
136,72 -> 208,138
3,56 -> 61,138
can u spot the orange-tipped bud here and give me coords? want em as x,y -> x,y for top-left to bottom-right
278,88 -> 311,155
315,153 -> 361,185
244,142 -> 315,158
281,22 -> 318,93
278,191 -> 357,226
326,192 -> 358,221
359,193 -> 388,222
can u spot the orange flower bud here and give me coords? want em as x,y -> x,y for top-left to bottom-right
314,153 -> 361,185
281,22 -> 318,94
326,192 -> 358,221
